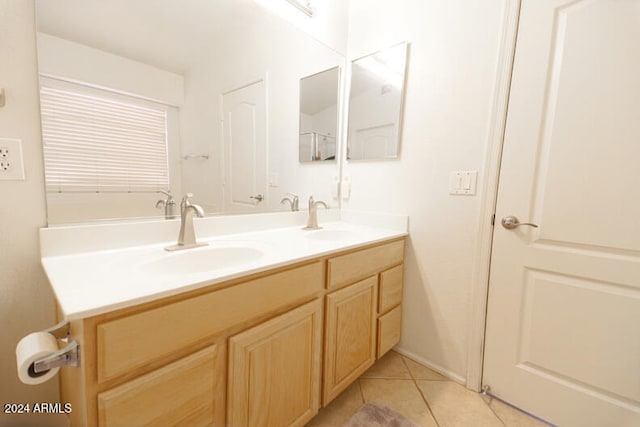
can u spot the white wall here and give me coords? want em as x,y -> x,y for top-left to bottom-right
254,0 -> 349,54
0,0 -> 59,413
37,33 -> 184,106
344,0 -> 507,382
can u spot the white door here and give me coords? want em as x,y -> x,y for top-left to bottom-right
222,80 -> 267,213
483,1 -> 640,426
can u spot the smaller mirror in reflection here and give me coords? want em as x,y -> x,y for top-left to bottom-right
299,66 -> 340,162
348,42 -> 408,160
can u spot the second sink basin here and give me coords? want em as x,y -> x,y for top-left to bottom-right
139,245 -> 264,276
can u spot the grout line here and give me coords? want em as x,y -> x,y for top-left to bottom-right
482,394 -> 508,427
400,352 -> 418,381
401,355 -> 442,427
484,393 -> 556,427
412,379 -> 442,427
399,353 -> 449,381
360,377 -> 417,382
357,378 -> 366,404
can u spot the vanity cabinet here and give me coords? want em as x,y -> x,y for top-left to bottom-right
227,299 -> 322,427
322,239 -> 405,405
59,238 -> 405,427
62,261 -> 324,427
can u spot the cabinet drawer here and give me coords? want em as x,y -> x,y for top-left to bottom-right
379,264 -> 403,314
377,305 -> 402,359
97,261 -> 323,383
97,345 -> 218,427
327,240 -> 404,290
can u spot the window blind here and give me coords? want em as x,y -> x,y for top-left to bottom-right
40,84 -> 170,193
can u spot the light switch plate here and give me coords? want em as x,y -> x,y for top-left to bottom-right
0,138 -> 25,180
269,172 -> 279,187
331,176 -> 340,198
341,175 -> 351,200
449,170 -> 477,195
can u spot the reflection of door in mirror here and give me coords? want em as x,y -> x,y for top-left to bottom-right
222,80 -> 267,213
348,42 -> 408,161
299,67 -> 340,162
350,123 -> 395,159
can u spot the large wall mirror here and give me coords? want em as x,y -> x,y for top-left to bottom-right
299,66 -> 340,162
35,0 -> 345,224
347,42 -> 408,160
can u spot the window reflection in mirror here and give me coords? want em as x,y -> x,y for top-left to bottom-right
347,42 -> 408,160
299,66 -> 340,162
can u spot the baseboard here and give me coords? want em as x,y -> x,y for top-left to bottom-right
393,346 -> 466,386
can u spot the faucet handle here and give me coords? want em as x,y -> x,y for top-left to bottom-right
159,190 -> 175,200
308,195 -> 328,209
181,193 -> 195,207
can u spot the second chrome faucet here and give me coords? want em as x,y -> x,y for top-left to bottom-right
303,196 -> 328,230
165,193 -> 207,251
280,193 -> 299,211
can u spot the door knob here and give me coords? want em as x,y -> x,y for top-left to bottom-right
250,194 -> 264,202
501,215 -> 538,230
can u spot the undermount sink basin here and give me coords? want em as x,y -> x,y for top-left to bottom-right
304,229 -> 360,241
139,245 -> 264,276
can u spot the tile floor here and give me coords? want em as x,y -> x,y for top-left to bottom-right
307,351 -> 549,427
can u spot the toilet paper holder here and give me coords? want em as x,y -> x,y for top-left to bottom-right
32,320 -> 80,374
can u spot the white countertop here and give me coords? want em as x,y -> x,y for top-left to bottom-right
40,211 -> 408,320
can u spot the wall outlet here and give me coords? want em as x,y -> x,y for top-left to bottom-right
0,138 -> 26,180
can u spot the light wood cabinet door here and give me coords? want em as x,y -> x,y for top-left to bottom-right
227,299 -> 322,427
323,276 -> 378,405
97,345 -> 220,427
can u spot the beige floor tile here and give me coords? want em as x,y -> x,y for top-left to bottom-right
484,397 -> 549,427
360,350 -> 412,379
360,378 -> 438,427
416,380 -> 504,427
306,381 -> 364,427
402,356 -> 448,381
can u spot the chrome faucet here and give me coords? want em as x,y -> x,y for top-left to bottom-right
303,196 -> 328,230
156,190 -> 177,219
165,193 -> 207,251
280,193 -> 299,211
